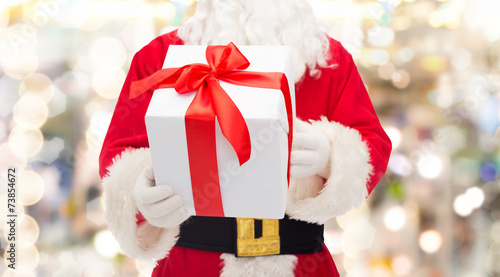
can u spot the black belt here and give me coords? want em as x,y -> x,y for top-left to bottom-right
176,215 -> 324,257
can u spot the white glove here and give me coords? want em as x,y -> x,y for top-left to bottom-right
134,165 -> 189,229
290,119 -> 330,179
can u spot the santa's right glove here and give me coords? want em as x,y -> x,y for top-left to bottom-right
290,119 -> 330,179
134,165 -> 189,229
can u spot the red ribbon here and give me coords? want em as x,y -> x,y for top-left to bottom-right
131,42 -> 293,217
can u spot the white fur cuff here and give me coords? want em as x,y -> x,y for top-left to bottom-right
102,147 -> 180,261
286,117 -> 372,224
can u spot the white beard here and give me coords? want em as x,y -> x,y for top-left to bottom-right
177,0 -> 330,83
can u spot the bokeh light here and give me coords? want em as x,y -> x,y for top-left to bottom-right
377,62 -> 395,80
453,186 -> 486,217
18,170 -> 45,206
83,261 -> 116,277
89,37 -> 127,68
420,55 -> 447,72
384,126 -> 402,149
8,127 -> 44,158
491,221 -> 500,243
417,154 -> 443,179
19,73 -> 55,102
52,252 -> 84,276
0,23 -> 37,57
0,143 -> 28,173
419,230 -> 442,254
389,153 -> 412,176
391,69 -> 411,89
324,230 -> 342,255
2,52 -> 38,80
136,260 -> 155,277
93,230 -> 121,258
454,194 -> 474,217
451,48 -> 472,70
368,27 -> 395,48
367,49 -> 390,66
337,202 -> 371,230
480,163 -> 498,182
69,1 -> 104,31
338,203 -> 375,258
86,111 -> 112,150
485,242 -> 500,276
383,206 -> 407,231
13,95 -> 49,129
155,2 -> 177,20
341,220 -> 376,258
465,186 -> 485,209
17,214 -> 40,246
394,47 -> 415,65
91,66 -> 126,99
392,15 -> 412,31
391,254 -> 413,275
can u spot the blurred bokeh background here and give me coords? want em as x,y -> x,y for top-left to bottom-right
0,0 -> 499,276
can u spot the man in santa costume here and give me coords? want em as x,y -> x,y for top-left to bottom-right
99,0 -> 392,276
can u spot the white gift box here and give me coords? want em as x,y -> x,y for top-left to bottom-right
145,44 -> 295,219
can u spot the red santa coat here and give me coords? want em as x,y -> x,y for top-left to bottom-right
99,30 -> 391,276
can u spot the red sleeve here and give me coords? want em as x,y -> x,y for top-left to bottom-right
327,40 -> 392,194
98,31 -> 183,179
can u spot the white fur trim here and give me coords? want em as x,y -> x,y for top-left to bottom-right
102,148 -> 180,261
220,253 -> 297,277
286,117 -> 372,224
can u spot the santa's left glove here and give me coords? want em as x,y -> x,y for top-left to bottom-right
134,165 -> 190,228
290,119 -> 331,179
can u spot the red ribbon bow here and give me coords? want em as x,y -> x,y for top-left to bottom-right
131,42 -> 293,217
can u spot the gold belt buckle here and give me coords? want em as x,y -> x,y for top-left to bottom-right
236,218 -> 280,257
